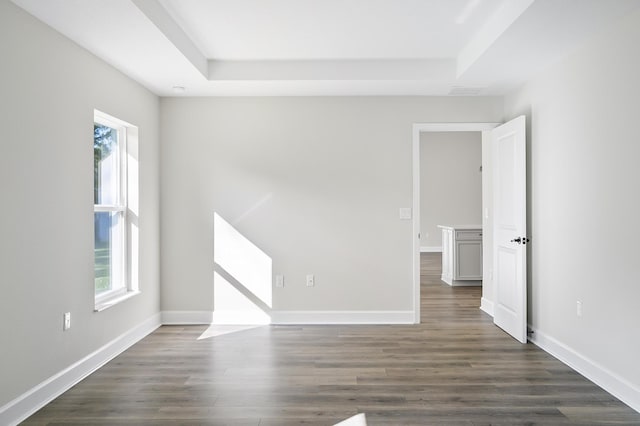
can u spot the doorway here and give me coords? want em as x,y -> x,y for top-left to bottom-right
411,123 -> 500,323
419,131 -> 482,254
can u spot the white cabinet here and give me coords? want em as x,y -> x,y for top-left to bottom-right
438,225 -> 482,286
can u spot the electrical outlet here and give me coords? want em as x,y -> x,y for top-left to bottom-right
306,274 -> 314,287
63,312 -> 71,330
275,274 -> 284,288
576,301 -> 582,317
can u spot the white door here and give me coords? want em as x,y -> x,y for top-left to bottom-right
492,116 -> 527,343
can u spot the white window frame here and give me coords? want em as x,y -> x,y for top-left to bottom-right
94,110 -> 139,311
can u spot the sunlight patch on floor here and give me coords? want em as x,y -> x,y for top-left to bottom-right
197,324 -> 263,340
334,413 -> 367,426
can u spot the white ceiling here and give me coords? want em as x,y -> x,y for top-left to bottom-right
159,0 -> 506,60
11,0 -> 640,96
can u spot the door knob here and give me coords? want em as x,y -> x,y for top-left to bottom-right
511,237 -> 522,244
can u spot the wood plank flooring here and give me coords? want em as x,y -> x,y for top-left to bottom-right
23,253 -> 640,425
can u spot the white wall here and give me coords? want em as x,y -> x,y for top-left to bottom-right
420,132 -> 482,249
0,1 -> 160,409
160,97 -> 502,316
504,7 -> 640,409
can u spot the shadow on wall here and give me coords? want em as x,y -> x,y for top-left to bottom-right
212,212 -> 273,326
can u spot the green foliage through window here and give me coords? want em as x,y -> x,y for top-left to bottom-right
94,124 -> 116,204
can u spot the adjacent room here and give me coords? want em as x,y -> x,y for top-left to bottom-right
1,0 -> 640,424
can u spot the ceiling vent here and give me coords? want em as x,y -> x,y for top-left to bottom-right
448,86 -> 486,96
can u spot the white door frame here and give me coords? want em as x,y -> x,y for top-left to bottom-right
412,122 -> 501,323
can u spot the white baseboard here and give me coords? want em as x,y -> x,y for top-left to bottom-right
271,310 -> 414,324
162,311 -> 414,325
420,246 -> 442,253
0,313 -> 161,426
161,310 -> 213,324
212,310 -> 270,325
480,297 -> 494,316
162,310 -> 414,325
529,326 -> 640,413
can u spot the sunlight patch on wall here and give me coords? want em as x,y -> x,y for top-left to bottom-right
213,212 -> 272,324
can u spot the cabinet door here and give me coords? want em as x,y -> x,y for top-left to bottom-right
455,241 -> 482,279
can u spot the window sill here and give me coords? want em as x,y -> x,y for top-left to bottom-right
94,290 -> 141,312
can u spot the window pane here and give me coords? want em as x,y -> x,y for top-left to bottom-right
94,211 -> 123,294
94,124 -> 118,205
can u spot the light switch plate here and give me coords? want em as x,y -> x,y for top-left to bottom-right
399,208 -> 412,220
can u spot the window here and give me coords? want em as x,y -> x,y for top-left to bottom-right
94,110 -> 138,310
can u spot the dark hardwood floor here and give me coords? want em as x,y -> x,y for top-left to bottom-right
23,253 -> 640,425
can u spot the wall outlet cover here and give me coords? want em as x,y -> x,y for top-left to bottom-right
275,275 -> 284,288
63,312 -> 71,330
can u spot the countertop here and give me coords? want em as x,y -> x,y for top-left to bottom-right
437,225 -> 482,230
